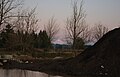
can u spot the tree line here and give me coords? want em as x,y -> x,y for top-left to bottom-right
0,24 -> 51,51
0,0 -> 109,53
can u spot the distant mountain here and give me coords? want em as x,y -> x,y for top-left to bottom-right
52,39 -> 68,45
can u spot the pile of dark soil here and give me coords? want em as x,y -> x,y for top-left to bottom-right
39,28 -> 120,77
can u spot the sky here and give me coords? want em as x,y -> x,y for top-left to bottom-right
24,0 -> 120,39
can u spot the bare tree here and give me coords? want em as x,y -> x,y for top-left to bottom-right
0,0 -> 22,29
44,17 -> 59,42
14,8 -> 38,33
80,25 -> 92,43
13,8 -> 38,51
66,0 -> 87,51
92,23 -> 109,41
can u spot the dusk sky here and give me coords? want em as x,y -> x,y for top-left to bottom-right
24,0 -> 120,38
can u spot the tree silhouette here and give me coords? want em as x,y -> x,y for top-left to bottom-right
92,23 -> 109,41
65,0 -> 87,56
0,0 -> 22,29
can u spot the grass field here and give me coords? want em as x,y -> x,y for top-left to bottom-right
0,49 -> 83,59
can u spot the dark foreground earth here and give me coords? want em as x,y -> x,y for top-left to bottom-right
1,28 -> 120,77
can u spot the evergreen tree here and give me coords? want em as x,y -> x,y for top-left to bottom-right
0,24 -> 14,48
34,30 -> 51,49
41,30 -> 51,48
74,37 -> 85,49
0,25 -> 52,50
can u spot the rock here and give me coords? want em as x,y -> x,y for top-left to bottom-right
53,57 -> 63,60
0,62 -> 3,66
25,61 -> 29,63
3,60 -> 7,63
3,55 -> 13,59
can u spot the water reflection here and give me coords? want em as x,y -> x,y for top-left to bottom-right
0,69 -> 63,77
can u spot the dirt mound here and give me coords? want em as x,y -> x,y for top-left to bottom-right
39,28 -> 120,77
73,27 -> 120,76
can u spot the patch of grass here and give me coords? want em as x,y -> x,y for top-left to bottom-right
0,48 -> 82,59
31,52 -> 74,58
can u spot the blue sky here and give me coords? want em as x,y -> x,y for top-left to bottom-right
24,0 -> 120,38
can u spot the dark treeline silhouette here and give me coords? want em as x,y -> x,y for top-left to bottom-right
0,0 -> 109,52
0,24 -> 51,51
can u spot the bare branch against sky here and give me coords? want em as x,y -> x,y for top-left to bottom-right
44,16 -> 59,42
0,0 -> 23,29
23,0 -> 120,39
